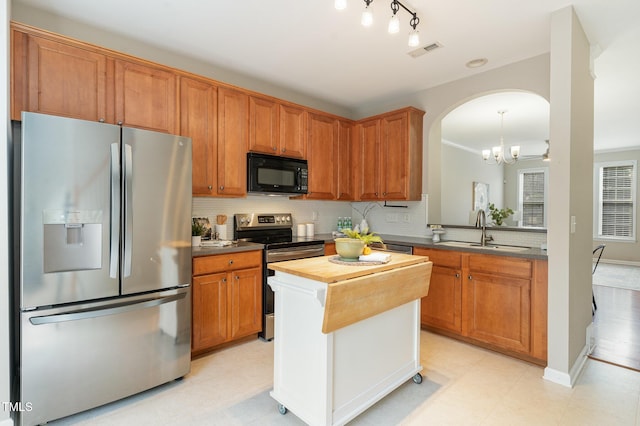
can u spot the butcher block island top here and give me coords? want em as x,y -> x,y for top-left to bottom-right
268,251 -> 432,334
268,251 -> 428,283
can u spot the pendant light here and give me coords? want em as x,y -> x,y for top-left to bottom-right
482,111 -> 520,165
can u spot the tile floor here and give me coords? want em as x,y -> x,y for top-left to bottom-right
48,331 -> 640,425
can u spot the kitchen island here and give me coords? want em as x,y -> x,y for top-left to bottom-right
268,252 -> 432,426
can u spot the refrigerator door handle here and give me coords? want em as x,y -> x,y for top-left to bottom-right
29,291 -> 187,325
123,143 -> 133,277
110,143 -> 120,279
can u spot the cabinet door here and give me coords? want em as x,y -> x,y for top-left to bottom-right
336,120 -> 355,200
192,272 -> 228,351
380,111 -> 409,199
249,95 -> 279,155
115,60 -> 177,133
306,112 -> 339,200
421,266 -> 463,332
358,119 -> 381,200
25,35 -> 108,122
180,77 -> 217,196
279,104 -> 306,158
229,267 -> 262,340
217,87 -> 248,196
463,272 -> 531,353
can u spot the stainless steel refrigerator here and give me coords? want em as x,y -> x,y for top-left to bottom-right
13,112 -> 192,426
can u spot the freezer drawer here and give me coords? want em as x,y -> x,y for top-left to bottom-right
18,288 -> 191,426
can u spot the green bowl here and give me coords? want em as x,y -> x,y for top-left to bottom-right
334,238 -> 365,260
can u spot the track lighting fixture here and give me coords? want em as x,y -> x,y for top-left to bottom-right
335,0 -> 421,47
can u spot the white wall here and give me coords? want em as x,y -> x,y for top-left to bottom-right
441,143 -> 504,225
544,6 -> 594,386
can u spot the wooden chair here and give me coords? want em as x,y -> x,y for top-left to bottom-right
592,244 -> 606,314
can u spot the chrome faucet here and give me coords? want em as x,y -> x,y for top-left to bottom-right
475,210 -> 494,246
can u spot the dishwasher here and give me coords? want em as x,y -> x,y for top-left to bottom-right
370,242 -> 413,254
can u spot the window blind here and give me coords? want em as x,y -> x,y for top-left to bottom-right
522,171 -> 545,227
600,164 -> 634,237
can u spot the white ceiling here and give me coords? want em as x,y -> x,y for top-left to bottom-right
14,0 -> 640,153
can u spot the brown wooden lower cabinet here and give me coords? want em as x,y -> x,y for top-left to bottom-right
415,247 -> 547,364
191,251 -> 262,355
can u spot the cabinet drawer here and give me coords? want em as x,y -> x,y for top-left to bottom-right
467,254 -> 532,279
193,250 -> 262,276
414,247 -> 462,269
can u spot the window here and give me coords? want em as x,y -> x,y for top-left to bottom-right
517,168 -> 548,227
596,160 -> 636,240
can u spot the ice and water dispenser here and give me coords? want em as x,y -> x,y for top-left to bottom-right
42,209 -> 103,273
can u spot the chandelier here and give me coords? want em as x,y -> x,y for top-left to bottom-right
482,110 -> 520,165
335,0 -> 421,47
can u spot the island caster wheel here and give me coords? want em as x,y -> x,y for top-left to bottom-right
278,404 -> 288,415
412,373 -> 423,384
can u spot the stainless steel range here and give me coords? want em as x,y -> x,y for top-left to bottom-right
234,213 -> 325,340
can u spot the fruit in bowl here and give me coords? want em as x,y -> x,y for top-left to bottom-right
334,238 -> 366,260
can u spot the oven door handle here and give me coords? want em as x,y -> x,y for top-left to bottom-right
267,246 -> 325,262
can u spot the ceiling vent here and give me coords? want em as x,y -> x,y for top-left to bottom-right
408,42 -> 443,58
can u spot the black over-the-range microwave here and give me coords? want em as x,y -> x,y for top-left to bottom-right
247,153 -> 308,195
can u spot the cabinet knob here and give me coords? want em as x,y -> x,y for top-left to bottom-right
117,121 -> 123,126
228,259 -> 234,265
455,273 -> 460,278
98,118 -> 105,123
468,275 -> 473,280
219,185 -> 224,190
281,148 -> 286,153
208,185 -> 213,190
375,192 -> 378,196
235,275 -> 239,280
222,277 -> 227,283
272,146 -> 277,151
382,192 -> 386,196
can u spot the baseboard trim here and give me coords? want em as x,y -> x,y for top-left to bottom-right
543,343 -> 589,388
600,259 -> 640,267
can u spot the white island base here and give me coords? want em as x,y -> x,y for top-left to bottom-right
268,254 -> 431,426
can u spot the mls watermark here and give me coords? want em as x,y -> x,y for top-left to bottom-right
2,401 -> 33,412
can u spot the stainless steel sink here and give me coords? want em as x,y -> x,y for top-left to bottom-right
436,241 -> 531,252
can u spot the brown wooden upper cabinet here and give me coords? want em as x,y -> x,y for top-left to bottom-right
306,112 -> 339,200
336,119 -> 356,201
12,30 -> 109,122
278,103 -> 306,159
356,107 -> 425,201
248,95 -> 279,156
10,23 -> 425,201
180,76 -> 217,196
248,96 -> 306,159
217,87 -> 248,197
12,24 -> 178,134
114,60 -> 177,134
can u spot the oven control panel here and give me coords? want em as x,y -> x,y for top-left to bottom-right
234,213 -> 293,229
